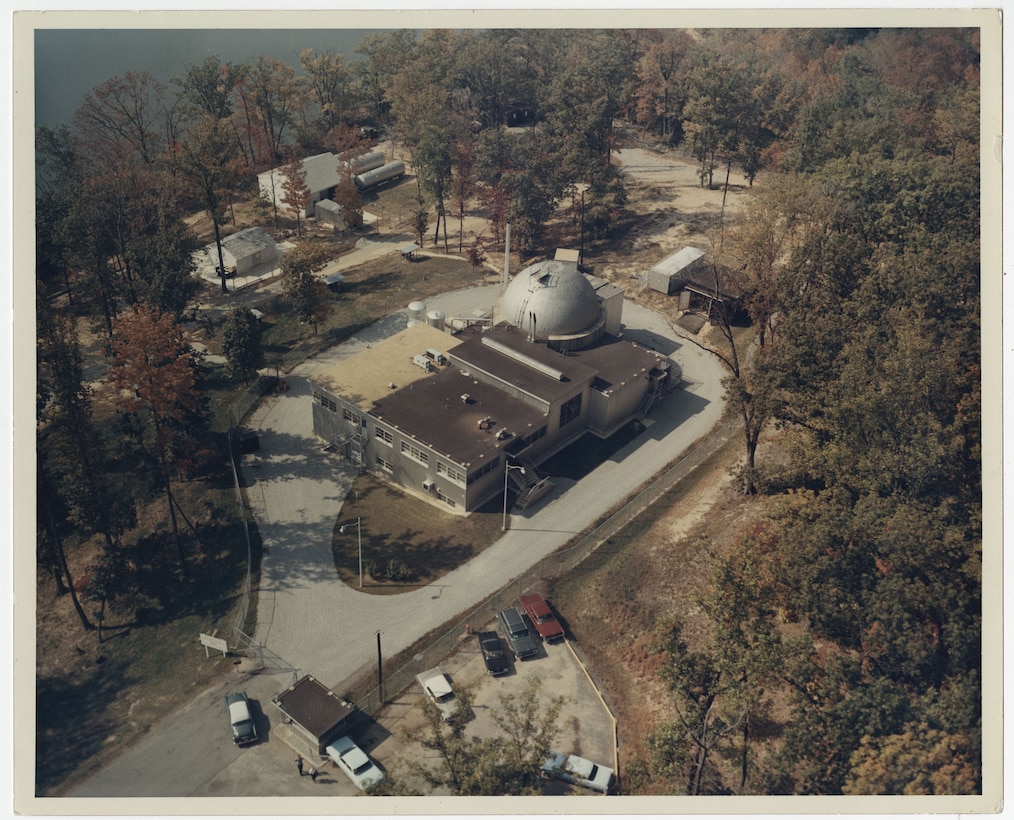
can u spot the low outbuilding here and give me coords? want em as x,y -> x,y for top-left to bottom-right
645,246 -> 707,296
273,674 -> 356,757
218,227 -> 280,276
314,198 -> 347,230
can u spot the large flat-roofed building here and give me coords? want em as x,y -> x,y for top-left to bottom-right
309,261 -> 680,513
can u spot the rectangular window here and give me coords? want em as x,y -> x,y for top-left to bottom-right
375,456 -> 394,473
467,455 -> 501,484
437,462 -> 466,485
560,394 -> 582,427
401,441 -> 430,465
343,408 -> 361,425
375,426 -> 393,445
436,490 -> 456,508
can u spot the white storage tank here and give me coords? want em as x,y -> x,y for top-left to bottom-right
427,310 -> 446,332
349,150 -> 385,175
408,301 -> 427,322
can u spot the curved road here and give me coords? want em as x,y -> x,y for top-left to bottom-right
68,146 -> 729,799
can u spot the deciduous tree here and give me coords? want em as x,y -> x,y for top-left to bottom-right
280,244 -> 333,335
107,306 -> 206,573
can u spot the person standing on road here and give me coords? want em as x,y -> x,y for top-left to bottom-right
309,766 -> 318,782
296,756 -> 304,776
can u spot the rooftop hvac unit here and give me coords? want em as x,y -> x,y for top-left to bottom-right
422,479 -> 435,491
412,354 -> 432,371
461,393 -> 472,403
425,348 -> 446,365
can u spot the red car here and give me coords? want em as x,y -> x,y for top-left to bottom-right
518,593 -> 565,642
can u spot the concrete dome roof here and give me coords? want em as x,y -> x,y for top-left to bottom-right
500,260 -> 601,338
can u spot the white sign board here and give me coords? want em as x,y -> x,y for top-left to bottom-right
200,633 -> 228,656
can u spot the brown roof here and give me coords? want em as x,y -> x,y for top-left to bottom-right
371,365 -> 549,468
272,675 -> 353,738
559,334 -> 669,395
450,325 -> 598,404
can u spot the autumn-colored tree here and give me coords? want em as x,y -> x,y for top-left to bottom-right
415,125 -> 453,251
388,675 -> 565,796
220,306 -> 265,381
300,48 -> 354,136
280,244 -> 333,335
175,55 -> 233,122
73,70 -> 169,169
279,155 -> 311,237
177,115 -> 240,293
108,306 -> 206,573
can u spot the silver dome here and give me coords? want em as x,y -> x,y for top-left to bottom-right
500,260 -> 601,338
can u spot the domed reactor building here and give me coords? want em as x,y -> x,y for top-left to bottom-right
309,256 -> 681,513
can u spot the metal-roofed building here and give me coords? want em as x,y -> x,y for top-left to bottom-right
646,246 -> 707,295
259,151 -> 385,218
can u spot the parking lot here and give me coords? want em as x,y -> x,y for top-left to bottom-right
361,617 -> 618,796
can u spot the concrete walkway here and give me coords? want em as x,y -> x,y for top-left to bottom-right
244,284 -> 727,690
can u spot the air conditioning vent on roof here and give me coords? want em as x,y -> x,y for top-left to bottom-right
461,394 -> 472,403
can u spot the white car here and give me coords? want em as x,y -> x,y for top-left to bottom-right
542,751 -> 614,793
326,735 -> 383,791
416,667 -> 457,722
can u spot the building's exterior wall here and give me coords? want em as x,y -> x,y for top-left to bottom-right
587,376 -> 647,438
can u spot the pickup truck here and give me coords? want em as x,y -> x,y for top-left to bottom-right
416,667 -> 458,722
519,593 -> 565,642
477,630 -> 509,676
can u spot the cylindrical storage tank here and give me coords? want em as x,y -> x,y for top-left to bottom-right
355,161 -> 407,191
408,301 -> 427,322
427,310 -> 446,332
350,150 -> 385,175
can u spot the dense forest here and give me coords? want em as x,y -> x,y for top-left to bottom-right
36,27 -> 982,796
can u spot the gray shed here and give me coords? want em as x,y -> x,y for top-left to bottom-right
219,227 -> 280,276
646,247 -> 707,295
314,198 -> 347,230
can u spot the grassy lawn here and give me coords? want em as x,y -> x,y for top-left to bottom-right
330,473 -> 505,592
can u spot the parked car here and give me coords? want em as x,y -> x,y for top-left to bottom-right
498,607 -> 539,660
542,751 -> 614,794
326,735 -> 384,791
477,630 -> 509,676
416,667 -> 457,721
518,593 -> 565,642
223,691 -> 257,746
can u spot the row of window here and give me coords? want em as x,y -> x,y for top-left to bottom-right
437,462 -> 466,484
468,456 -> 501,485
313,390 -> 338,413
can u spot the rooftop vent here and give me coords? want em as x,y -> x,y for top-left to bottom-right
461,393 -> 472,404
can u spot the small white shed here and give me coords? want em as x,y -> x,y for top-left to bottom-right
314,199 -> 347,230
220,228 -> 280,276
646,247 -> 707,295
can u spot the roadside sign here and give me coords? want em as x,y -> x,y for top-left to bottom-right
199,632 -> 228,657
